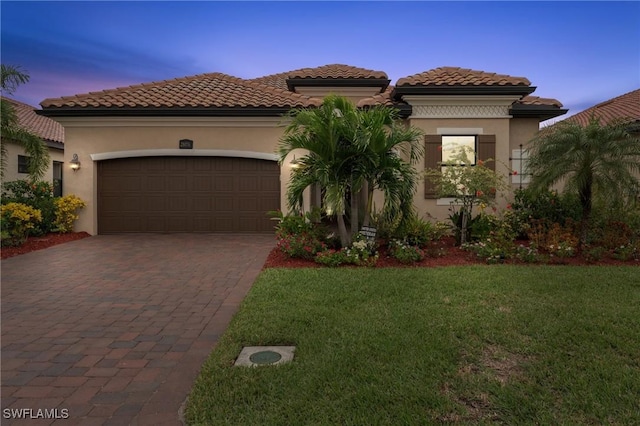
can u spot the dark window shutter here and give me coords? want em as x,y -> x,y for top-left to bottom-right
477,134 -> 497,197
424,135 -> 442,199
477,135 -> 496,172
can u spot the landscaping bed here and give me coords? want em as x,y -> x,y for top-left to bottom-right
1,232 -> 91,259
264,236 -> 639,268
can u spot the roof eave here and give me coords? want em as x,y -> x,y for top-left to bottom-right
36,106 -> 299,118
392,85 -> 536,100
286,78 -> 391,92
45,140 -> 64,150
509,104 -> 568,121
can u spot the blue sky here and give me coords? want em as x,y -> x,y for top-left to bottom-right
2,1 -> 639,121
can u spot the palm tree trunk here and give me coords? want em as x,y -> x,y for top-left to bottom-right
350,183 -> 360,239
337,213 -> 350,247
579,183 -> 592,249
362,180 -> 372,227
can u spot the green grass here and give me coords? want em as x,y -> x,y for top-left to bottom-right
185,266 -> 640,425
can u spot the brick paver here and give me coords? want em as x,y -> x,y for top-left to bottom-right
1,234 -> 274,425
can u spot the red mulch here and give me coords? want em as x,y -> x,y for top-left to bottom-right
263,237 -> 639,269
1,232 -> 91,259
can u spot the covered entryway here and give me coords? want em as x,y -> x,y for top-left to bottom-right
97,156 -> 280,233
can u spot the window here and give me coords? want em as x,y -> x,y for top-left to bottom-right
442,135 -> 476,167
53,161 -> 63,197
510,148 -> 531,186
424,134 -> 496,199
18,155 -> 30,174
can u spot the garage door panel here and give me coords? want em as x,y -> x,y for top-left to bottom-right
167,177 -> 188,192
238,177 -> 259,191
192,197 -> 211,211
146,176 -> 166,191
214,177 -> 234,191
98,157 -> 279,233
167,197 -> 188,212
193,176 -> 211,191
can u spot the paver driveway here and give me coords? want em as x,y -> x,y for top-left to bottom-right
1,234 -> 274,425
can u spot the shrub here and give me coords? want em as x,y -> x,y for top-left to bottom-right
269,209 -> 330,259
507,188 -> 582,238
393,216 -> 449,248
612,243 -> 640,261
584,246 -> 607,263
1,180 -> 55,235
53,195 -> 86,233
388,239 -> 426,264
462,217 -> 517,264
314,233 -> 378,267
277,232 -> 327,260
542,222 -> 579,256
1,202 -> 42,246
514,244 -> 543,263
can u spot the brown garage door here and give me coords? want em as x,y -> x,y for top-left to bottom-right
97,156 -> 280,233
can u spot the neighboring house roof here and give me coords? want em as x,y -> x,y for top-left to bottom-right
38,64 -> 565,121
2,97 -> 64,148
564,88 -> 640,127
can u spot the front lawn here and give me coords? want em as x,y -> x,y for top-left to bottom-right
186,266 -> 639,425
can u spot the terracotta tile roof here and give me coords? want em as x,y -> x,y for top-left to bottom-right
396,67 -> 531,87
516,95 -> 563,108
249,64 -> 388,91
40,73 -> 321,109
288,64 -> 388,80
565,89 -> 640,126
356,86 -> 395,107
2,97 -> 64,144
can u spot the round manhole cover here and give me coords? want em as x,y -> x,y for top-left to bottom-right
249,350 -> 282,365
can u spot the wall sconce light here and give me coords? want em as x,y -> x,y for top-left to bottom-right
70,153 -> 81,171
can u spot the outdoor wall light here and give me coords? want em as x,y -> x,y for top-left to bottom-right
290,155 -> 300,169
70,154 -> 81,171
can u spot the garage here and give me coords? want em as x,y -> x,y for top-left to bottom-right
97,156 -> 280,233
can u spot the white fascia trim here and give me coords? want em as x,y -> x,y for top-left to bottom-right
90,149 -> 278,162
53,116 -> 289,128
437,128 -> 484,135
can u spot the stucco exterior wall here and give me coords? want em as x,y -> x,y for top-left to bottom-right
2,142 -> 64,185
57,117 -> 291,234
52,111 -> 546,234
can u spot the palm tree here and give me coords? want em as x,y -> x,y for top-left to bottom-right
277,95 -> 423,247
526,116 -> 640,244
357,105 -> 423,228
1,64 -> 50,180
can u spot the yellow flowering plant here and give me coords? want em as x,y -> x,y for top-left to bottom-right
53,195 -> 86,233
1,202 -> 43,246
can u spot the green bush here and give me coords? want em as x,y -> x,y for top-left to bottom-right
392,216 -> 449,248
1,202 -> 42,246
1,180 -> 56,236
507,188 -> 582,238
388,239 -> 426,264
269,209 -> 330,259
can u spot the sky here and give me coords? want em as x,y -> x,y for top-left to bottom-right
1,1 -> 639,122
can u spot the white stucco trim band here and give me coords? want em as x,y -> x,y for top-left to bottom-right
90,149 -> 278,162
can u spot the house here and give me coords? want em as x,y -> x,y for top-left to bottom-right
1,97 -> 65,195
564,88 -> 640,132
38,64 -> 566,235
